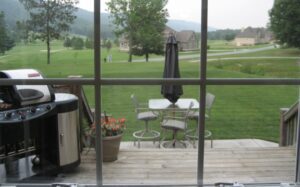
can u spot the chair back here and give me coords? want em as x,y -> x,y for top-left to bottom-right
131,94 -> 140,114
184,102 -> 194,127
205,93 -> 215,117
185,102 -> 194,118
161,101 -> 194,130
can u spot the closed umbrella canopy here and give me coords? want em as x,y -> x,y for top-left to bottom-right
161,35 -> 183,104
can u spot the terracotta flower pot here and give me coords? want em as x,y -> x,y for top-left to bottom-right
102,133 -> 123,162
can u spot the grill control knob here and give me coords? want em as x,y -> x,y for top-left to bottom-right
5,112 -> 12,119
20,114 -> 26,120
30,107 -> 36,113
46,105 -> 51,110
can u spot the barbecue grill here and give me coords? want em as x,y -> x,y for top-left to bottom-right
0,69 -> 80,182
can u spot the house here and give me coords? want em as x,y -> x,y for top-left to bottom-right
176,30 -> 198,51
234,27 -> 273,47
163,27 -> 198,51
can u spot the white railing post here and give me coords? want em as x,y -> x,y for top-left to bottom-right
295,101 -> 300,182
280,108 -> 289,146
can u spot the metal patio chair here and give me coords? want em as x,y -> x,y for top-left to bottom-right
131,94 -> 160,148
185,93 -> 215,148
160,102 -> 193,148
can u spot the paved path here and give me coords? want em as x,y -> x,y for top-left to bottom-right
208,56 -> 300,61
120,45 -> 276,63
191,56 -> 300,63
0,55 -> 8,59
40,49 -> 67,53
208,45 -> 275,57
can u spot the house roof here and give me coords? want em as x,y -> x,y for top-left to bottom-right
165,26 -> 176,33
176,30 -> 195,43
163,26 -> 176,38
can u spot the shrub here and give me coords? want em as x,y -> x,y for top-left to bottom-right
240,64 -> 265,76
214,63 -> 224,69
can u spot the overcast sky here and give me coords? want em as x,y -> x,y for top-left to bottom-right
77,0 -> 274,29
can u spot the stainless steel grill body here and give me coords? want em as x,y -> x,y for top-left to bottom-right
0,69 -> 80,182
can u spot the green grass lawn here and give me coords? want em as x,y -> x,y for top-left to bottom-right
0,40 -> 299,142
209,58 -> 300,78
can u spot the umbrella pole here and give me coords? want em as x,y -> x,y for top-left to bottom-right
172,130 -> 176,148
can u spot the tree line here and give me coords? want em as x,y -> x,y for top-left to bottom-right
63,37 -> 112,52
208,29 -> 240,41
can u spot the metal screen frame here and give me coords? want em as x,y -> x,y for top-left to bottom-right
0,0 -> 299,186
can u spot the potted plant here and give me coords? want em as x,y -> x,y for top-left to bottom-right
86,115 -> 126,162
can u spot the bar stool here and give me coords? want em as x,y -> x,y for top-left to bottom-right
131,94 -> 160,148
160,102 -> 193,148
185,93 -> 215,148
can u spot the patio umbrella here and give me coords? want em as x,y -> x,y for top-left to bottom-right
161,35 -> 183,104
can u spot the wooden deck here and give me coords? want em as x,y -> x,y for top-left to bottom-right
60,145 -> 296,185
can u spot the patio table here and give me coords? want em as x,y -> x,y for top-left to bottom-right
148,98 -> 199,110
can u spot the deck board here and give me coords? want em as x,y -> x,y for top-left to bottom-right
61,147 -> 296,185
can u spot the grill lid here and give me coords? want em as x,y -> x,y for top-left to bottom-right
0,69 -> 55,106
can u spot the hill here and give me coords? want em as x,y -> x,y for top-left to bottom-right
0,0 -> 114,38
0,0 -> 28,29
0,0 -> 217,38
71,11 -> 114,39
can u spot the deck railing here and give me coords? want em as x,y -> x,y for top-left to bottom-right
280,101 -> 299,146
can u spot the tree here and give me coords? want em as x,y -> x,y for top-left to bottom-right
19,0 -> 79,64
224,33 -> 235,41
208,29 -> 239,40
104,39 -> 112,52
85,38 -> 93,49
114,38 -> 119,46
130,0 -> 168,62
16,21 -> 29,44
107,0 -> 168,62
0,12 -> 7,54
0,11 -> 15,55
269,0 -> 300,48
64,37 -> 72,48
71,37 -> 84,50
84,30 -> 94,49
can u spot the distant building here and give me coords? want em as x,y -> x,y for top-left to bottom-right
176,30 -> 198,51
234,27 -> 273,47
119,35 -> 130,52
119,26 -> 198,52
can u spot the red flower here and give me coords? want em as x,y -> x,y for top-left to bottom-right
89,116 -> 126,137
